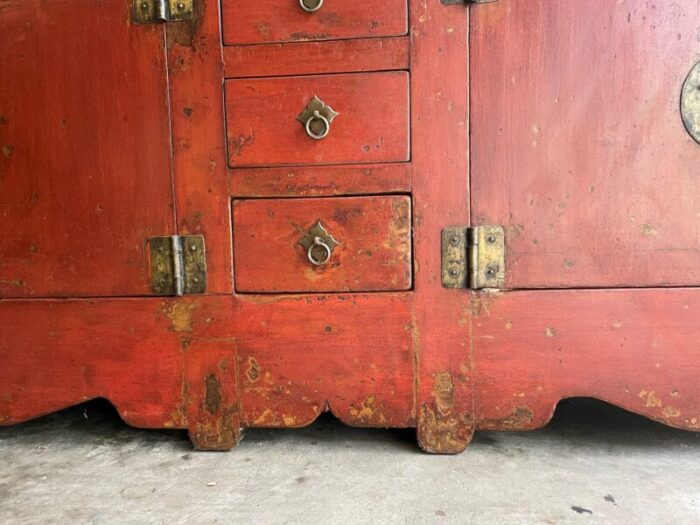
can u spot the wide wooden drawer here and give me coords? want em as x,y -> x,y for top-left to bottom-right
226,72 -> 410,168
233,196 -> 412,293
222,0 -> 408,45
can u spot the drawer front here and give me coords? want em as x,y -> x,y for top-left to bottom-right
226,72 -> 410,168
233,196 -> 412,293
222,0 -> 408,45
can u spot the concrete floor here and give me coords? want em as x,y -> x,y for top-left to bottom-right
1,399 -> 698,524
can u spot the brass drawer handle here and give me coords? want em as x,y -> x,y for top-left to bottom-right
299,0 -> 323,13
298,221 -> 339,267
307,236 -> 332,266
304,110 -> 330,140
297,95 -> 339,141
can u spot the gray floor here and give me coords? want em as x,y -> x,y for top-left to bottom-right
1,399 -> 698,525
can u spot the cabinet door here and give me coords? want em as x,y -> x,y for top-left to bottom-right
0,0 -> 175,298
470,1 -> 700,288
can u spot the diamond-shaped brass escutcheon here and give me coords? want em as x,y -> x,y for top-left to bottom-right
298,221 -> 339,267
296,96 -> 339,140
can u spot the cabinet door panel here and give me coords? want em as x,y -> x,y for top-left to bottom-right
0,0 -> 174,297
470,0 -> 700,288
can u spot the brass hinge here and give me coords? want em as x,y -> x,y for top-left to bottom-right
148,235 -> 206,296
441,0 -> 497,5
441,226 -> 505,290
132,0 -> 194,23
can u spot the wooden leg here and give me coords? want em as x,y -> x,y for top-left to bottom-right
185,340 -> 242,451
416,372 -> 474,454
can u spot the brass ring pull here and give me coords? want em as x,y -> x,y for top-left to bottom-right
299,0 -> 323,13
307,236 -> 332,266
304,110 -> 331,140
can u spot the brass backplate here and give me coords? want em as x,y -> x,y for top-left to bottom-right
132,0 -> 194,23
298,221 -> 339,252
148,235 -> 206,296
681,61 -> 700,144
296,96 -> 340,127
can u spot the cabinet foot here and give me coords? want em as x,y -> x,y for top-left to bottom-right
185,340 -> 242,451
416,404 -> 474,454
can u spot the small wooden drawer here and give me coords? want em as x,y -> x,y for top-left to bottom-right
226,72 -> 410,168
233,196 -> 412,293
222,0 -> 408,45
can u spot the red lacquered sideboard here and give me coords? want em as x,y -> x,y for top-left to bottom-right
1,0 -> 699,452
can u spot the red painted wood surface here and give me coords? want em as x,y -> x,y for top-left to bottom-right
0,294 -> 416,430
0,0 -> 174,298
411,0 -> 473,453
221,0 -> 408,45
167,2 -> 234,294
2,290 -> 698,440
230,163 -> 411,198
226,72 -> 410,167
232,293 -> 414,428
470,0 -> 700,288
473,289 -> 700,432
232,196 -> 412,293
224,37 -> 409,78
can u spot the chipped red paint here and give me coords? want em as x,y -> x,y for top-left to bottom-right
1,0 -> 698,452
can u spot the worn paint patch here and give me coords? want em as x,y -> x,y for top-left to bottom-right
204,374 -> 221,415
229,134 -> 254,156
0,279 -> 26,288
433,372 -> 454,416
167,0 -> 204,48
639,389 -> 663,408
162,302 -> 198,333
662,406 -> 681,418
349,395 -> 388,425
246,358 -> 261,383
417,372 -> 473,454
478,406 -> 535,430
418,404 -> 473,454
640,224 -> 659,237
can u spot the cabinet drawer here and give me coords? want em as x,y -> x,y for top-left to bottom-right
226,72 -> 410,168
233,196 -> 412,293
222,0 -> 408,45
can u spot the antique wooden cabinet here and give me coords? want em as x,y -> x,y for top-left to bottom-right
1,0 -> 699,452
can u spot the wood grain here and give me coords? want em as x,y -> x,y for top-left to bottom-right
167,0 -> 234,294
221,0 -> 408,45
224,37 -> 409,78
232,196 -> 412,293
230,163 -> 411,198
226,72 -> 410,167
470,0 -> 700,288
411,0 -> 473,453
0,294 -> 416,431
473,288 -> 700,433
0,0 -> 174,298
